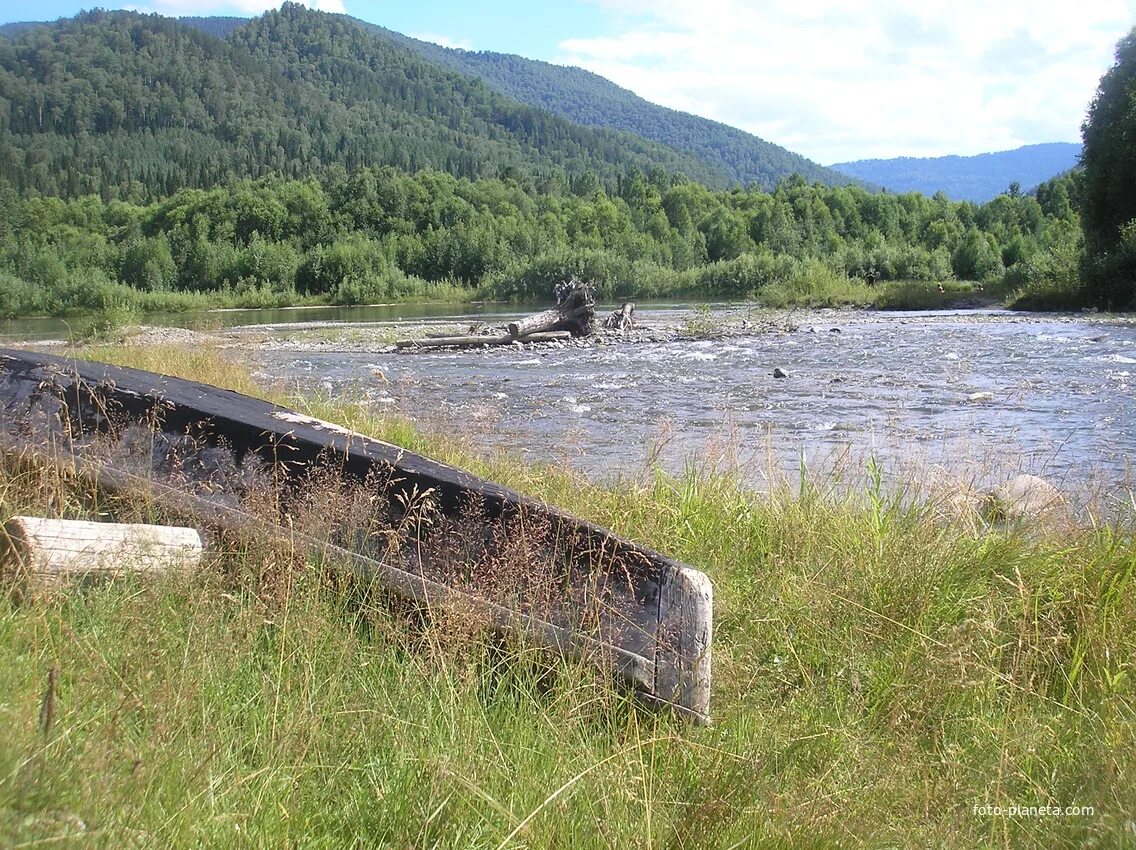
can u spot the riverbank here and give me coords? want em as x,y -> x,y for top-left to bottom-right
1,344 -> 1133,848
11,298 -> 1125,356
0,273 -> 1030,327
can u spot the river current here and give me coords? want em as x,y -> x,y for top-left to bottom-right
241,306 -> 1136,508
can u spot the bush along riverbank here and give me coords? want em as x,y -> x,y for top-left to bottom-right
0,165 -> 1092,322
1,346 -> 1133,848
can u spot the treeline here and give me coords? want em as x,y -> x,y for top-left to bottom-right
1080,27 -> 1136,308
0,163 -> 1082,318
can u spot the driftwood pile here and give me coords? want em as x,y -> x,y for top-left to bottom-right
396,279 -> 599,350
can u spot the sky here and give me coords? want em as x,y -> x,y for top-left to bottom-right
3,0 -> 1134,165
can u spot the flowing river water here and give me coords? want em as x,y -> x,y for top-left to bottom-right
5,302 -> 1135,509
224,304 -> 1136,510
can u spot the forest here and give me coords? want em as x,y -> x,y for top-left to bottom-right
0,4 -> 1130,319
0,5 -> 730,200
0,161 -> 1083,319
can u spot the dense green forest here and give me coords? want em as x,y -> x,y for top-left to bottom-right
0,157 -> 1082,319
1080,27 -> 1136,308
0,9 -> 852,191
0,4 -> 730,200
0,5 -> 1123,319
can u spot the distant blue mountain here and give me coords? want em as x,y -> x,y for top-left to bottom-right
829,142 -> 1081,202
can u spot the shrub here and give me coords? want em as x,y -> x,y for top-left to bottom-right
295,237 -> 391,295
119,235 -> 177,291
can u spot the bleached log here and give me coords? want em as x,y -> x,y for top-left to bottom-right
507,283 -> 596,338
395,330 -> 571,349
1,516 -> 203,591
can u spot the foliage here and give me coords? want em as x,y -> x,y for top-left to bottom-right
74,302 -> 141,342
1080,26 -> 1136,308
0,7 -> 1098,317
0,166 -> 1087,318
0,4 -> 725,201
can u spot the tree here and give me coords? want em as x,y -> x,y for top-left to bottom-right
1080,26 -> 1136,307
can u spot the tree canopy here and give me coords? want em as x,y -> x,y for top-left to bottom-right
1080,26 -> 1136,307
0,4 -> 727,201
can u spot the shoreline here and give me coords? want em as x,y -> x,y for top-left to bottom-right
6,302 -> 1135,354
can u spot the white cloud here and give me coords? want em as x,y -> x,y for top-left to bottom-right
559,0 -> 1136,163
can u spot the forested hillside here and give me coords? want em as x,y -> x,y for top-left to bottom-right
0,157 -> 1082,319
3,9 -> 851,192
352,21 -> 850,191
0,3 -> 730,201
830,143 -> 1082,202
0,5 -> 1088,320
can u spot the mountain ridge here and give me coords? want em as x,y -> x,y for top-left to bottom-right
830,142 -> 1081,202
0,10 -> 859,192
349,20 -> 850,190
0,5 -> 741,199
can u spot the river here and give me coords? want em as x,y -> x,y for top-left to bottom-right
218,303 -> 1136,509
4,302 -> 1135,508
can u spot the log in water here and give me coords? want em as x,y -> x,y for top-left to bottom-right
396,330 -> 571,349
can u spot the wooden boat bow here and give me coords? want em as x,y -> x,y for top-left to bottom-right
0,347 -> 712,722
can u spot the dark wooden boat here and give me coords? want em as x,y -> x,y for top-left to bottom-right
0,347 -> 711,722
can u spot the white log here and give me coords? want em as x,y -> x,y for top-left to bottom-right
1,516 -> 204,590
395,330 -> 572,349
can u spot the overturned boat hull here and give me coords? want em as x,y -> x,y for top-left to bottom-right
0,347 -> 712,722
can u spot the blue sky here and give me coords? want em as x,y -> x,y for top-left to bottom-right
2,0 -> 1134,164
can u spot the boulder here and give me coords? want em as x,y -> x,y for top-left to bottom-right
983,474 -> 1064,523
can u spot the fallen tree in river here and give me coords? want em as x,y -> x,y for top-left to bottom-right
396,279 -> 596,350
506,279 -> 596,339
395,330 -> 571,350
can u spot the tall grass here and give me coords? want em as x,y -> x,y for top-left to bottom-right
1,345 -> 1134,847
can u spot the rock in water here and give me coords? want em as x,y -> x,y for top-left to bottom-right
984,474 -> 1064,522
772,367 -> 788,379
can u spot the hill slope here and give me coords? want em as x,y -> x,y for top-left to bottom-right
352,21 -> 852,191
0,4 -> 733,199
830,143 -> 1081,202
153,12 -> 854,191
